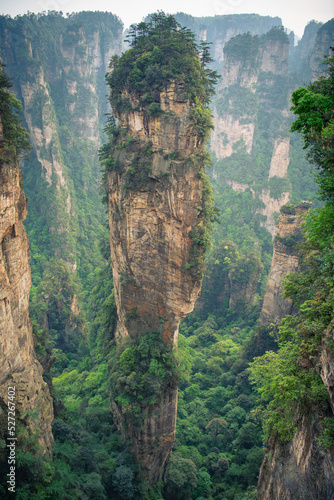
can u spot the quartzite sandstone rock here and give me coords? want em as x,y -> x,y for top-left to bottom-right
257,201 -> 334,499
258,415 -> 334,500
107,81 -> 208,482
258,202 -> 310,327
0,122 -> 53,454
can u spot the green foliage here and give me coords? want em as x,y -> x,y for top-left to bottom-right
250,52 -> 334,449
107,12 -> 218,139
186,172 -> 220,280
317,417 -> 334,448
165,453 -> 198,499
269,176 -> 291,199
175,310 -> 264,499
275,231 -> 304,249
290,51 -> 334,202
29,258 -> 86,356
280,203 -> 296,214
110,331 -> 179,424
123,141 -> 153,191
249,336 -> 328,441
215,85 -> 259,118
223,32 -> 260,67
0,64 -> 31,162
2,12 -> 330,500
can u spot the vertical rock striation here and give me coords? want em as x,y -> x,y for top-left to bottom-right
210,28 -> 292,238
258,202 -> 310,327
108,82 -> 205,344
0,119 -> 53,453
107,80 -> 209,482
258,415 -> 334,500
104,16 -> 217,481
0,11 -> 123,283
257,203 -> 334,499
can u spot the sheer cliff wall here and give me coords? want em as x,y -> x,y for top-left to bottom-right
257,201 -> 334,498
211,29 -> 292,238
0,121 -> 53,454
258,202 -> 310,327
0,11 -> 123,295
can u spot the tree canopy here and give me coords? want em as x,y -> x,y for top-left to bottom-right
0,64 -> 30,162
290,51 -> 334,201
106,12 -> 219,116
250,52 -> 334,446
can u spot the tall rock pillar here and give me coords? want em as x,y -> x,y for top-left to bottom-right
258,202 -> 311,327
107,79 -> 210,482
103,16 -> 218,482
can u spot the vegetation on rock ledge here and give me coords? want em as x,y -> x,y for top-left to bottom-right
250,52 -> 334,446
105,12 -> 219,139
0,64 -> 30,162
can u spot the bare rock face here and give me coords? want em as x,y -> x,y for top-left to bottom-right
258,415 -> 334,500
107,82 -> 208,481
257,200 -> 334,499
258,202 -> 310,327
211,29 -> 292,237
310,19 -> 334,79
0,15 -> 123,272
316,328 -> 334,413
0,125 -> 54,453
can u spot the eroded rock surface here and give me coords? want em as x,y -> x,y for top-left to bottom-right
258,202 -> 310,327
258,415 -> 334,500
107,82 -> 207,481
0,123 -> 53,454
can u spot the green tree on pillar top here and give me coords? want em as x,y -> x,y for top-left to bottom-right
106,12 -> 219,139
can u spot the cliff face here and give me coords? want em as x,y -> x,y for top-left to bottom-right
0,122 -> 53,453
258,415 -> 334,500
0,12 -> 123,355
258,202 -> 310,327
0,14 -> 122,271
107,81 -> 208,482
211,29 -> 291,238
257,201 -> 334,499
174,13 -> 282,69
108,83 -> 204,344
310,19 -> 334,79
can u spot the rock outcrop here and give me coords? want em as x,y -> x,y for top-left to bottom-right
258,202 -> 310,327
107,81 -> 209,482
0,11 -> 123,279
257,200 -> 334,499
310,19 -> 334,79
0,120 -> 53,453
258,415 -> 334,500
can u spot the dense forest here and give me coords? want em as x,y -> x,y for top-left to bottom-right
0,9 -> 333,500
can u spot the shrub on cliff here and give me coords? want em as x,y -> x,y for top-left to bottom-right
110,331 -> 179,424
106,12 -> 218,140
0,63 -> 30,162
250,51 -> 334,446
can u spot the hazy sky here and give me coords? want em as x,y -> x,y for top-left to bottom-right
0,0 -> 333,38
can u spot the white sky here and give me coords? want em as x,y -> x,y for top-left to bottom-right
0,0 -> 333,39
